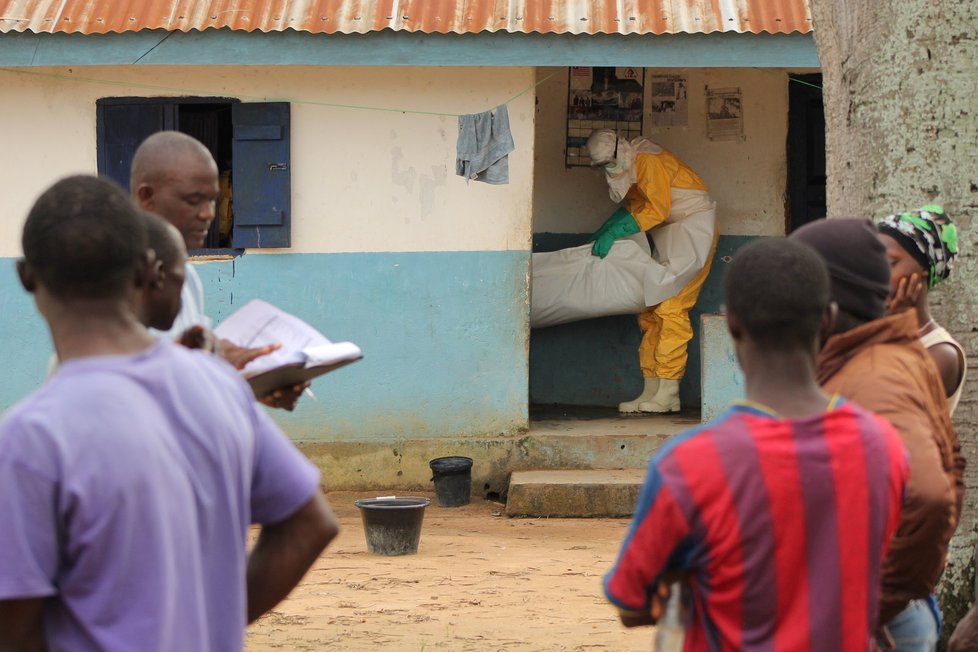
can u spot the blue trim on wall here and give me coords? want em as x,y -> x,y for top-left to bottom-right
0,251 -> 530,442
203,250 -> 530,441
0,260 -> 53,411
0,30 -> 819,67
529,233 -> 758,408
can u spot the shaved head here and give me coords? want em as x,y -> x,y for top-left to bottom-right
130,131 -> 215,189
131,131 -> 220,249
22,175 -> 147,300
725,237 -> 831,351
142,210 -> 186,270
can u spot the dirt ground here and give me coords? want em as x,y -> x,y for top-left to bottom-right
246,491 -> 654,651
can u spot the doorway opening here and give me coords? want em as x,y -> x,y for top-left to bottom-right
786,73 -> 827,232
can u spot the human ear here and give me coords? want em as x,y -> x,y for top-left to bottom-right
147,248 -> 165,290
135,184 -> 155,210
151,265 -> 165,290
135,249 -> 161,291
16,259 -> 37,293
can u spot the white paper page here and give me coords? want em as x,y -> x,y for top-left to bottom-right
214,299 -> 361,375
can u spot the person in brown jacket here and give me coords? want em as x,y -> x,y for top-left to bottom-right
790,218 -> 965,651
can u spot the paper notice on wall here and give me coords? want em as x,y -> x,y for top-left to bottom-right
650,75 -> 688,127
706,87 -> 744,140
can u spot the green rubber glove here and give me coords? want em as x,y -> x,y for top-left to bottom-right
589,207 -> 635,244
589,208 -> 640,258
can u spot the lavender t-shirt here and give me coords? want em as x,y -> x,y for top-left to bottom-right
0,341 -> 319,652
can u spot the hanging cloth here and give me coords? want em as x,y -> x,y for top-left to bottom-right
456,104 -> 515,185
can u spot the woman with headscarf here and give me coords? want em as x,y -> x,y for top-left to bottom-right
876,206 -> 966,414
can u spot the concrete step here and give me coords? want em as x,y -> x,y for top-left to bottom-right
505,468 -> 647,518
518,409 -> 695,473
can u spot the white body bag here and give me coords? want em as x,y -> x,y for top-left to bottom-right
530,189 -> 717,329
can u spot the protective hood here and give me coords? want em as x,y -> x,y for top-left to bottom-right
585,130 -> 662,202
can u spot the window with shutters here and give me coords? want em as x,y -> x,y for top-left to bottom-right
96,97 -> 291,253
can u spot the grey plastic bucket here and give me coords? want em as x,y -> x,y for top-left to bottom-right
429,456 -> 473,507
354,497 -> 430,556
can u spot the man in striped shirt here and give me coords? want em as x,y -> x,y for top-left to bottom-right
604,237 -> 909,650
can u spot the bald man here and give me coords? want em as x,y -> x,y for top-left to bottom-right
130,131 -> 221,337
131,131 -> 306,410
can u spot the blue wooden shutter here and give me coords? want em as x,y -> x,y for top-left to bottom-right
231,103 -> 291,248
96,101 -> 173,191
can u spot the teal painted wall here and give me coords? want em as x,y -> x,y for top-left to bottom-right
529,234 -> 757,408
0,251 -> 530,442
0,30 -> 819,68
0,260 -> 53,407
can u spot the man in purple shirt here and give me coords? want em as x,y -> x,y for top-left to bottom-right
0,176 -> 339,651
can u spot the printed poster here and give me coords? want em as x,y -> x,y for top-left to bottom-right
566,67 -> 644,167
706,87 -> 744,140
650,74 -> 688,128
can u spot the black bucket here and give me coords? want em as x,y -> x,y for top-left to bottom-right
429,456 -> 473,507
354,497 -> 430,556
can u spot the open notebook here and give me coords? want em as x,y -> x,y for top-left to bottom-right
213,299 -> 362,397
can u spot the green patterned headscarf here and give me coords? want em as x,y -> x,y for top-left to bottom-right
876,205 -> 958,287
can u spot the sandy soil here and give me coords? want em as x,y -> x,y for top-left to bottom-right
246,491 -> 654,651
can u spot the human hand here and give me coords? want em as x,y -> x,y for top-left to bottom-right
618,608 -> 654,628
589,207 -> 639,258
220,339 -> 282,370
177,325 -> 219,353
258,382 -> 309,412
650,572 -> 689,621
617,573 -> 686,628
590,232 -> 616,258
885,274 -> 923,315
877,625 -> 896,650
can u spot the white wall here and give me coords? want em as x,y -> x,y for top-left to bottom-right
533,67 -> 790,236
0,66 -> 535,257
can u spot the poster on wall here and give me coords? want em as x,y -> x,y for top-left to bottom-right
650,74 -> 688,128
706,87 -> 744,140
565,67 -> 644,167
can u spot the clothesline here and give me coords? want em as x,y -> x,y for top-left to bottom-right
0,67 -> 560,118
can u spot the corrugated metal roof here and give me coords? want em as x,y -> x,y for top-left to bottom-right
0,1 -> 812,36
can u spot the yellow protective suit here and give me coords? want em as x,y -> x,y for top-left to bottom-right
625,151 -> 718,380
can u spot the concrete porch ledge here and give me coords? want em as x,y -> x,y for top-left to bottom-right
296,410 -> 692,497
505,469 -> 647,518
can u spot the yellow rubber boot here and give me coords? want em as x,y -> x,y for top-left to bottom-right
619,377 -> 660,413
639,379 -> 681,413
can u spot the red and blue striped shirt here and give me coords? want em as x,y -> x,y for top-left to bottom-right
604,400 -> 908,651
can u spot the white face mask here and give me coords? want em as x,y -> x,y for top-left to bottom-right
606,169 -> 634,203
604,160 -> 626,177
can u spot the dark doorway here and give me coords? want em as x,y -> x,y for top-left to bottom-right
786,73 -> 826,232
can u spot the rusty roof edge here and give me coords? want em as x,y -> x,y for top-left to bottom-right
0,0 -> 813,36
0,23 -> 813,37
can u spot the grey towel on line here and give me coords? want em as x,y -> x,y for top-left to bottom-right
456,104 -> 515,185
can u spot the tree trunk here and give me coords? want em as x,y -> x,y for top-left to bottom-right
810,0 -> 978,644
